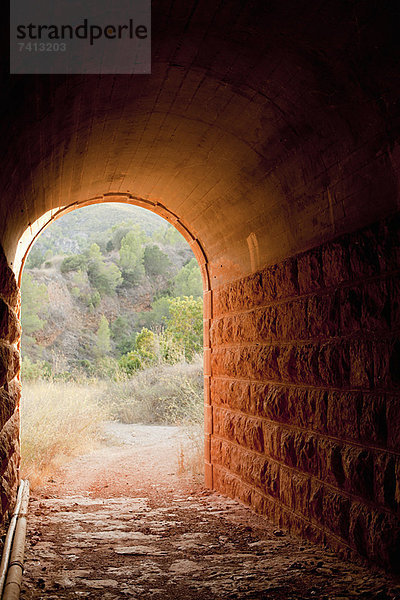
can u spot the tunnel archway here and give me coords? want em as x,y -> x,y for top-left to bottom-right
16,195 -> 212,479
0,0 -> 399,572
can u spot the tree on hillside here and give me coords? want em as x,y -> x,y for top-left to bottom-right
87,244 -> 122,296
21,272 -> 49,336
60,254 -> 87,273
173,258 -> 202,297
165,296 -> 203,361
143,244 -> 172,278
88,243 -> 102,260
152,224 -> 185,247
137,296 -> 171,330
111,222 -> 147,251
25,246 -> 45,269
95,315 -> 111,357
111,316 -> 136,355
119,229 -> 145,285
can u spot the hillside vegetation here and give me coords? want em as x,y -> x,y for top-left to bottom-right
21,203 -> 203,380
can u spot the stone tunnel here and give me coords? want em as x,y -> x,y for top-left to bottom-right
0,0 -> 399,574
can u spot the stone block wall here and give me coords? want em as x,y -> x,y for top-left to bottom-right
210,214 -> 400,571
0,247 -> 21,520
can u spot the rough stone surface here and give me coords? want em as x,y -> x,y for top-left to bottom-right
211,214 -> 400,572
0,246 -> 21,522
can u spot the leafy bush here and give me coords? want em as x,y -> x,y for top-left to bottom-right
21,356 -> 51,381
118,327 -> 158,374
60,254 -> 87,273
118,350 -> 142,375
87,258 -> 122,296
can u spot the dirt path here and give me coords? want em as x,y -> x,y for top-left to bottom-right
21,424 -> 400,599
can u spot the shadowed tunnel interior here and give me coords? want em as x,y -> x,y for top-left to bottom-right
0,0 -> 399,573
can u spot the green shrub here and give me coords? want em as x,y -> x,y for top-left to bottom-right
143,244 -> 171,277
21,356 -> 51,382
118,350 -> 142,375
60,254 -> 87,273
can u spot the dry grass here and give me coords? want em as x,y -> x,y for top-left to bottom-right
101,357 -> 203,426
21,381 -> 108,488
20,358 -> 204,487
100,357 -> 204,478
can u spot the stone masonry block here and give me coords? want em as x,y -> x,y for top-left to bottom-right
259,384 -> 290,423
295,432 -> 319,476
386,393 -> 400,450
377,215 -> 400,273
261,266 -> 277,302
374,451 -> 398,513
298,343 -> 321,386
340,286 -> 363,334
249,345 -> 281,382
321,240 -> 351,288
323,490 -> 351,541
369,509 -> 400,571
307,292 -> 340,339
297,248 -> 324,294
317,438 -> 346,488
308,480 -> 324,521
0,300 -> 21,345
280,467 -> 311,515
0,453 -> 19,517
342,445 -> 374,500
348,229 -> 381,279
0,343 -> 20,387
276,345 -> 298,384
241,272 -> 266,309
260,457 -> 280,498
349,501 -> 372,558
0,411 -> 20,476
360,393 -> 387,447
288,388 -> 328,433
388,338 -> 400,388
0,249 -> 20,310
326,390 -> 362,441
274,257 -> 299,300
254,306 -> 277,342
262,422 -> 281,461
211,378 -> 251,413
319,342 -> 350,387
233,312 -> 257,344
361,280 -> 391,332
0,379 -> 21,433
349,341 -> 374,388
275,298 -> 308,341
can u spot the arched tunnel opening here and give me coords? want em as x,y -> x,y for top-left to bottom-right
0,0 -> 399,595
18,201 -> 206,493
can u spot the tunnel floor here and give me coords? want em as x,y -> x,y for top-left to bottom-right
21,424 -> 400,600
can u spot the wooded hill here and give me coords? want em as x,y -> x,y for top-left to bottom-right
21,204 -> 203,379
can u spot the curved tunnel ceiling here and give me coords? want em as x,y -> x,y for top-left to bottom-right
1,0 -> 399,286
